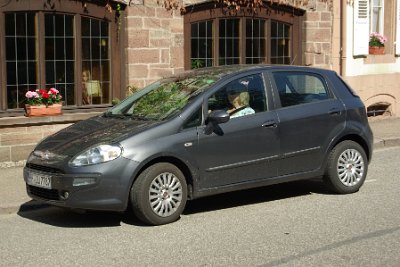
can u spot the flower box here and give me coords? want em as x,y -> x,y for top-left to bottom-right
25,104 -> 63,117
24,88 -> 63,117
369,32 -> 386,55
369,46 -> 385,55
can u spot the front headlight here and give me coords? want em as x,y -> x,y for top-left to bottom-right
70,144 -> 122,167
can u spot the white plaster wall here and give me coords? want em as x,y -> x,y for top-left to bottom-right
345,4 -> 400,76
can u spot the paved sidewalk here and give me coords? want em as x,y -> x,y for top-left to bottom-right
1,117 -> 400,215
369,117 -> 400,149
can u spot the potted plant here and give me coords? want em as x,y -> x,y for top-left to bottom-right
369,32 -> 387,55
24,88 -> 63,117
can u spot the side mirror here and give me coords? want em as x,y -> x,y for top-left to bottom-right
204,110 -> 230,135
207,110 -> 230,124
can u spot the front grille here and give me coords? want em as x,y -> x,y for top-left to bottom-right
27,185 -> 60,201
26,163 -> 64,174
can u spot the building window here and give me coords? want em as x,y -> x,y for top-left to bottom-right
5,13 -> 111,109
5,13 -> 37,109
271,21 -> 291,64
219,19 -> 240,65
370,0 -> 384,33
246,19 -> 266,64
81,17 -> 110,105
191,21 -> 213,69
184,4 -> 303,69
45,14 -> 75,106
0,0 -> 124,115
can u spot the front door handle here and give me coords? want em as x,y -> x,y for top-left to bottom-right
262,120 -> 278,128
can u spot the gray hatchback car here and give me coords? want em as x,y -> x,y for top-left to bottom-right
24,65 -> 373,225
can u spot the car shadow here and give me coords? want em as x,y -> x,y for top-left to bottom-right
17,202 -> 146,228
183,178 -> 331,215
17,179 -> 331,228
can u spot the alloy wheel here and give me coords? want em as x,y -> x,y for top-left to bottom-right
337,148 -> 365,186
148,172 -> 183,217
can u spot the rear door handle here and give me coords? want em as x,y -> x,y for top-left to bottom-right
262,120 -> 278,128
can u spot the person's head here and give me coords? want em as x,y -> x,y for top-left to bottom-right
82,70 -> 91,82
227,81 -> 250,106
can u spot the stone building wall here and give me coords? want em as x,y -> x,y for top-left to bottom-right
125,0 -> 184,92
0,123 -> 72,168
0,112 -> 99,167
302,0 -> 333,69
124,0 -> 335,91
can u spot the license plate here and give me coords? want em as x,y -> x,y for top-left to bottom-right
27,172 -> 52,189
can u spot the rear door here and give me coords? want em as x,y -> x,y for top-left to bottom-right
269,70 -> 346,176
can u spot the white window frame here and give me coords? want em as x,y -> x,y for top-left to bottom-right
370,0 -> 384,33
353,0 -> 370,56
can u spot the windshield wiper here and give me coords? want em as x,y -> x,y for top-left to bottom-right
131,114 -> 152,121
103,112 -> 130,119
103,111 -> 113,117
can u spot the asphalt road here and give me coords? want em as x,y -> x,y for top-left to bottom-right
0,147 -> 399,267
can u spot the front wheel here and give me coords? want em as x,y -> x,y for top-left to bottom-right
324,140 -> 368,194
130,163 -> 187,225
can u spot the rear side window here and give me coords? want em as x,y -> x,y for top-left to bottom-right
272,72 -> 330,107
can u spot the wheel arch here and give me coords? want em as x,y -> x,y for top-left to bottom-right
132,156 -> 196,200
329,134 -> 372,162
319,133 -> 371,176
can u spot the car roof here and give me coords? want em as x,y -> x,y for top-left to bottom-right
174,64 -> 334,80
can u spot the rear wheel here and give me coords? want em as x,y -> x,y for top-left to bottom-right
130,163 -> 187,225
324,140 -> 368,194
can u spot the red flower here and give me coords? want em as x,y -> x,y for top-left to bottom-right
49,88 -> 59,95
42,92 -> 49,99
28,88 -> 62,106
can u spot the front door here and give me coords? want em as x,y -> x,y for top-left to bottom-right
193,73 -> 280,189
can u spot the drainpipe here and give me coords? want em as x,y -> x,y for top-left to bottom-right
339,0 -> 347,76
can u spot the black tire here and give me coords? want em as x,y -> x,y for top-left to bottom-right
324,140 -> 368,194
130,163 -> 187,225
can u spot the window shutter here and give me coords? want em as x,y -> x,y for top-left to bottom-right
353,0 -> 370,56
396,0 -> 400,55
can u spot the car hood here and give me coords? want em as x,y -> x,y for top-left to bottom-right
34,115 -> 160,157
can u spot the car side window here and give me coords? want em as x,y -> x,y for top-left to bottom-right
207,74 -> 267,119
272,72 -> 330,108
182,107 -> 202,129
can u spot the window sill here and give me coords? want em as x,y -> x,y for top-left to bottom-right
364,54 -> 396,64
0,111 -> 103,128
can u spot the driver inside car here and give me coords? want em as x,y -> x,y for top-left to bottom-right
226,81 -> 255,118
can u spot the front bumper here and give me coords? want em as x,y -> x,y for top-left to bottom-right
23,157 -> 140,211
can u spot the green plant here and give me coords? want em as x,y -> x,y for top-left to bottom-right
25,88 -> 62,106
130,76 -> 216,120
369,32 -> 387,47
127,85 -> 139,96
191,59 -> 204,69
112,98 -> 121,106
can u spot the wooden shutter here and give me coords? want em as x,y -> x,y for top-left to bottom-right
396,0 -> 400,55
353,0 -> 370,56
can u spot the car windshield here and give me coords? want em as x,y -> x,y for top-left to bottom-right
106,72 -> 222,121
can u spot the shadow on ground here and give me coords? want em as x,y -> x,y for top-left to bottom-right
183,178 -> 330,215
17,178 -> 331,228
